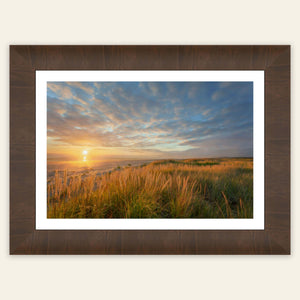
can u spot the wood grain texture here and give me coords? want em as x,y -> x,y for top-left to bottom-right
10,46 -> 290,254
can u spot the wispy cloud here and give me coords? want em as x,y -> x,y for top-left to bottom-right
47,81 -> 253,160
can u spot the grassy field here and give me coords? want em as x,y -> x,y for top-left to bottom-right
47,158 -> 253,219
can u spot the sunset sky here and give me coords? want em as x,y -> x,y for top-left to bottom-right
47,81 -> 253,161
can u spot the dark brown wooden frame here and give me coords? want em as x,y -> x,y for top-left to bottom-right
10,46 -> 290,254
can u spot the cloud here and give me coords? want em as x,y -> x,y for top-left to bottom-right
48,83 -> 73,99
47,81 -> 253,159
67,82 -> 95,94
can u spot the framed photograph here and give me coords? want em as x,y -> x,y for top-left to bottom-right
10,45 -> 290,254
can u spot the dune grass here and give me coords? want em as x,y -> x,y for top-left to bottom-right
47,158 -> 253,219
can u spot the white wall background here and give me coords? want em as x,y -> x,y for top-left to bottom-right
0,1 -> 298,299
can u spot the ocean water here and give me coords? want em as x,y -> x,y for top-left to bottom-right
47,159 -> 155,179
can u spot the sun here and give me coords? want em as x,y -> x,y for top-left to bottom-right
82,150 -> 88,161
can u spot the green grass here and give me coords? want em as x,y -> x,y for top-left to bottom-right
151,159 -> 220,167
47,158 -> 253,219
